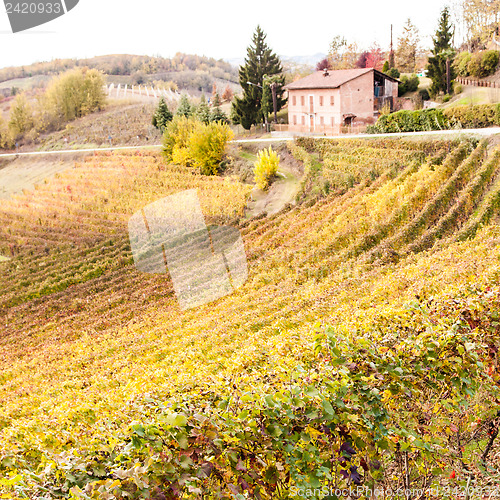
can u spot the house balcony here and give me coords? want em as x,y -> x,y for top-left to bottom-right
374,96 -> 393,112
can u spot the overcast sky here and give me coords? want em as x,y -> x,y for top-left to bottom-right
0,0 -> 457,69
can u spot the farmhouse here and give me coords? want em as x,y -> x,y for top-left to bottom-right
285,68 -> 399,134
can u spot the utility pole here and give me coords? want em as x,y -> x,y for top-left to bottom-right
271,82 -> 278,124
389,24 -> 395,68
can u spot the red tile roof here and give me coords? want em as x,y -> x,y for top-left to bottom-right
284,68 -> 386,90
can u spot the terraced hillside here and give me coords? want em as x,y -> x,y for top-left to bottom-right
1,140 -> 500,498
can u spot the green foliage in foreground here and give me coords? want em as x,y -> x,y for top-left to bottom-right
368,104 -> 500,133
2,285 -> 499,499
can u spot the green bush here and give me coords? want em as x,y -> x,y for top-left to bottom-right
370,103 -> 500,133
443,104 -> 500,128
372,108 -> 447,133
453,51 -> 471,77
443,94 -> 451,102
480,50 -> 500,76
385,67 -> 400,79
419,88 -> 430,101
398,74 -> 419,96
468,50 -> 500,78
254,146 -> 280,190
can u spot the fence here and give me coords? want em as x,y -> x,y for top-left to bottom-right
455,77 -> 500,88
272,123 -> 368,136
106,84 -> 182,102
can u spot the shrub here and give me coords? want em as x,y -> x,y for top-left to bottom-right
419,88 -> 430,101
162,116 -> 233,175
467,52 -> 483,77
8,93 -> 34,139
0,114 -> 12,149
454,83 -> 463,95
468,50 -> 500,78
443,104 -> 499,128
443,94 -> 451,102
398,74 -> 419,96
480,50 -> 500,76
254,146 -> 280,190
370,103 -> 500,133
453,51 -> 471,77
385,67 -> 400,79
188,121 -> 234,175
44,68 -> 106,123
374,108 -> 447,133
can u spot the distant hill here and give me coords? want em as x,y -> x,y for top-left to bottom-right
226,53 -> 327,70
0,54 -> 239,95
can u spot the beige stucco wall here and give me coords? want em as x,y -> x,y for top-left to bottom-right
287,88 -> 341,133
339,71 -> 375,122
287,70 -> 399,133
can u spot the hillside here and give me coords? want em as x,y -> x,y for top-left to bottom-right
0,53 -> 239,97
1,138 -> 500,497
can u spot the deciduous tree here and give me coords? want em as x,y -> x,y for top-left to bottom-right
396,19 -> 420,73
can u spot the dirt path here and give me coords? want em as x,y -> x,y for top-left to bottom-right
245,164 -> 301,217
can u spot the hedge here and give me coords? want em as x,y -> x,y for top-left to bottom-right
368,104 -> 500,134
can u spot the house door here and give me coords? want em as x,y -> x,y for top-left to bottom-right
309,115 -> 314,132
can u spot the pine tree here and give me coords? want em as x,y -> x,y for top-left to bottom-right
195,94 -> 211,124
176,94 -> 193,118
231,26 -> 286,129
152,97 -> 173,132
210,93 -> 228,123
427,7 -> 455,96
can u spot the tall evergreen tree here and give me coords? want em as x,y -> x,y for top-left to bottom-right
210,93 -> 229,123
176,94 -> 193,118
231,26 -> 286,129
427,7 -> 455,96
152,97 -> 173,132
195,94 -> 211,124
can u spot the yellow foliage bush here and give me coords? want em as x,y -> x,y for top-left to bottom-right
162,116 -> 233,175
254,146 -> 280,190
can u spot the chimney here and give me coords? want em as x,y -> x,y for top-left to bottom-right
323,67 -> 329,77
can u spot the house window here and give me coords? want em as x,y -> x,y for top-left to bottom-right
293,115 -> 297,125
301,95 -> 305,106
301,115 -> 305,125
292,95 -> 297,106
330,95 -> 334,106
319,96 -> 324,106
331,116 -> 335,125
320,116 -> 324,125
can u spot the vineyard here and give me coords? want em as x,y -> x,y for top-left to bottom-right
1,138 -> 500,498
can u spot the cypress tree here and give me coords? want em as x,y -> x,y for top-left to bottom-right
427,7 -> 455,96
231,26 -> 286,129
